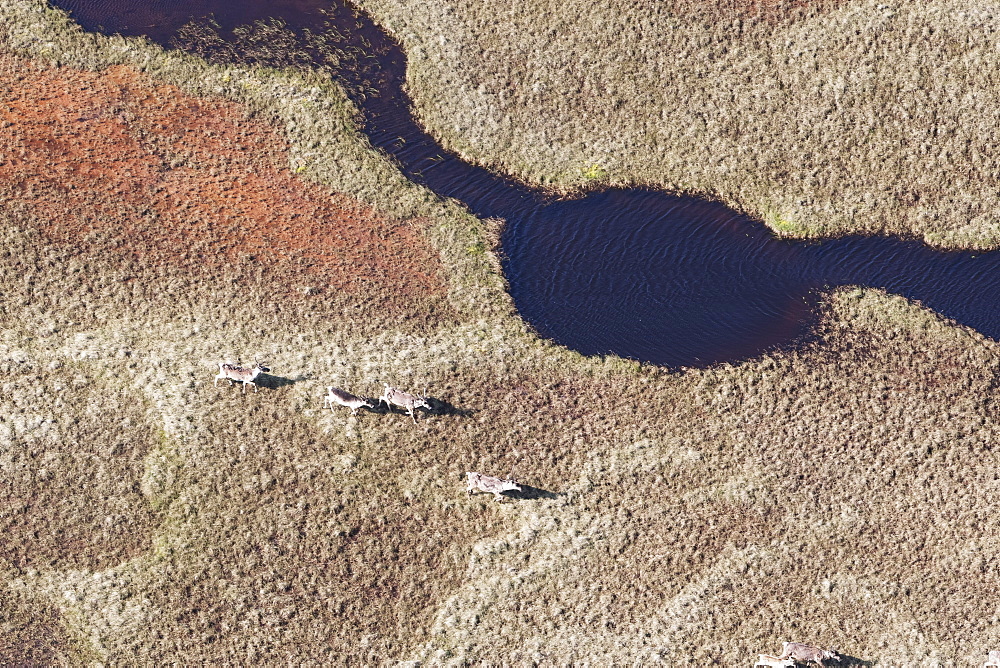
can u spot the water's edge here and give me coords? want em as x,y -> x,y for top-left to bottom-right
47,0 -> 1000,367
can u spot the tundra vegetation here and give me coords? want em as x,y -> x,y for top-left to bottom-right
1,0 -> 1000,665
361,0 -> 1000,249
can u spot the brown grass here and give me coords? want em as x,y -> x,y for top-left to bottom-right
699,0 -> 850,22
0,586 -> 80,666
363,0 -> 1000,248
3,0 -> 1000,665
1,359 -> 160,571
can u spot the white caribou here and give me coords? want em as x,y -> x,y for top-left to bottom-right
378,383 -> 431,423
214,358 -> 270,393
466,471 -> 522,502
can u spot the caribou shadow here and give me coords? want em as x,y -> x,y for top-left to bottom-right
425,397 -> 476,418
831,654 -> 873,667
362,399 -> 392,415
257,374 -> 306,390
507,484 -> 560,501
365,399 -> 433,418
321,401 -> 382,416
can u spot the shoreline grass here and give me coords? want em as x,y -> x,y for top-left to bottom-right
359,0 -> 1000,249
2,0 -> 1000,664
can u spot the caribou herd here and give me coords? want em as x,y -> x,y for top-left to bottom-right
213,360 -> 998,662
214,361 -> 523,502
322,383 -> 433,424
215,361 -> 432,423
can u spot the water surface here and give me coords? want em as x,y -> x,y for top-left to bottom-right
50,0 -> 1000,366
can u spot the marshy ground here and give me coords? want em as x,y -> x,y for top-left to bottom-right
2,0 -> 1000,664
368,0 -> 1000,248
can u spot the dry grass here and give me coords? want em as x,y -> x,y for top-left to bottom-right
2,0 -> 1000,665
360,0 -> 1000,248
0,583 -> 84,665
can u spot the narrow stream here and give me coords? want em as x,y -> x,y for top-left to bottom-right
49,0 -> 1000,367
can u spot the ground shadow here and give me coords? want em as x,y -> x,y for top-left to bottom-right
424,396 -> 475,418
357,399 -> 390,415
355,399 -> 431,419
507,484 -> 560,501
258,374 -> 306,390
319,403 -> 380,417
362,397 -> 475,418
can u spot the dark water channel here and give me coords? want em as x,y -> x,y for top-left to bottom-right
51,0 -> 1000,367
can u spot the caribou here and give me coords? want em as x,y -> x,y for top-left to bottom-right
214,358 -> 270,393
324,386 -> 375,415
754,655 -> 794,668
466,471 -> 522,502
778,642 -> 841,666
378,383 -> 431,423
985,650 -> 1000,668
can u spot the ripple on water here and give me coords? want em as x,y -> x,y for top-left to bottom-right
48,0 -> 1000,367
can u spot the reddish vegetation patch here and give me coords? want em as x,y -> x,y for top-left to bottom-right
0,53 -> 448,303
